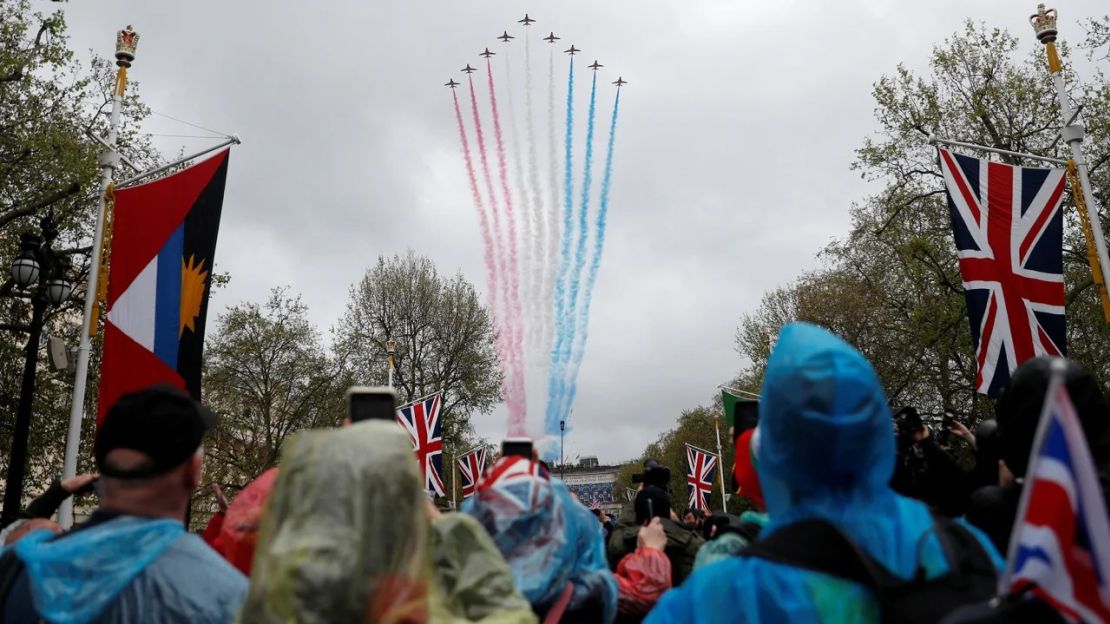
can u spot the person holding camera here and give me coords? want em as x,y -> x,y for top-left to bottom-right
890,406 -> 975,517
607,466 -> 704,586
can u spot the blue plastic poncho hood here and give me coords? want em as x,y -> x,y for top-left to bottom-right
14,516 -> 183,624
758,322 -> 895,528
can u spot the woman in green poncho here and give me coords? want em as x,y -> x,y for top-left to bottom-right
239,421 -> 536,624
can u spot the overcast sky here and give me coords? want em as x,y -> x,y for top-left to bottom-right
45,0 -> 1104,463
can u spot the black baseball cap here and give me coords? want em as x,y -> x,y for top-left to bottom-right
95,385 -> 217,479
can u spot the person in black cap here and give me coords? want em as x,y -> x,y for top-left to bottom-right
0,385 -> 247,624
608,484 -> 704,586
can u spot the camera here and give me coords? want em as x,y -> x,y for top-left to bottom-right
641,458 -> 671,490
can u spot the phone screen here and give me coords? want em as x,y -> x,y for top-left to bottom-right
501,438 -> 533,459
348,390 -> 396,423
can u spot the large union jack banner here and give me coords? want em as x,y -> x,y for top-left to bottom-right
685,444 -> 718,513
396,393 -> 445,496
938,148 -> 1068,397
457,447 -> 488,499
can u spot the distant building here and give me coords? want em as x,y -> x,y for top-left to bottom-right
558,456 -> 623,516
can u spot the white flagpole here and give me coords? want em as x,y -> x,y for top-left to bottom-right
1031,5 -> 1110,313
59,26 -> 139,529
714,414 -> 728,514
386,339 -> 396,388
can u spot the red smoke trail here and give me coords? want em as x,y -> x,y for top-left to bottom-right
452,90 -> 499,321
467,77 -> 515,416
487,58 -> 528,433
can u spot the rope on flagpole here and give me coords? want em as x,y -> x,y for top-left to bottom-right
1066,161 -> 1110,322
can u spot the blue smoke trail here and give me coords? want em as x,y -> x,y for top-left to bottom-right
561,89 -> 621,422
557,72 -> 598,421
545,57 -> 574,440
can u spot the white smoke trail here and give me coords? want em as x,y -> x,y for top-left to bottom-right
502,46 -> 533,368
542,43 -> 560,387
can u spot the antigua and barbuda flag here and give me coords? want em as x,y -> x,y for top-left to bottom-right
97,150 -> 230,422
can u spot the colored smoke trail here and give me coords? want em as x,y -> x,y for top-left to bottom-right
555,71 -> 598,421
524,26 -> 546,358
561,89 -> 621,419
486,59 -> 528,433
502,48 -> 533,359
468,75 -> 513,414
452,90 -> 500,322
546,56 -> 575,438
542,44 -> 560,387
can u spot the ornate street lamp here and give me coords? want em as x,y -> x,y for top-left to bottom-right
1,212 -> 74,525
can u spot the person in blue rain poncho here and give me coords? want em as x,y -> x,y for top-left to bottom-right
646,323 -> 1002,624
464,455 -> 619,623
0,386 -> 246,624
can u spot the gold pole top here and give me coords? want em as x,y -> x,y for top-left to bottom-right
1030,4 -> 1058,44
115,25 -> 139,68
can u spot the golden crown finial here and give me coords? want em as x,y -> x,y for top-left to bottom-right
115,25 -> 139,68
1030,4 -> 1058,44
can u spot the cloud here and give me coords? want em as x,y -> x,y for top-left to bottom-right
49,0 -> 1105,464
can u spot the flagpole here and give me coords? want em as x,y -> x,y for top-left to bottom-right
714,414 -> 728,514
452,453 -> 458,510
59,26 -> 139,530
1031,5 -> 1110,321
386,339 -> 396,388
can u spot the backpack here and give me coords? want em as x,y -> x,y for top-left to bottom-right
743,514 -> 997,624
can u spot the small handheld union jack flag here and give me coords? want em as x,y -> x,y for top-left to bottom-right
395,393 -> 445,497
1003,362 -> 1110,622
457,447 -> 488,499
938,148 -> 1068,397
685,443 -> 718,513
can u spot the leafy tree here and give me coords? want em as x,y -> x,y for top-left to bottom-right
334,251 -> 502,481
189,288 -> 344,527
735,19 -> 1110,426
619,406 -> 737,516
0,0 -> 160,499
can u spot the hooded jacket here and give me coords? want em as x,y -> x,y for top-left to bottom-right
645,323 -> 1001,624
240,422 -> 535,624
2,513 -> 247,624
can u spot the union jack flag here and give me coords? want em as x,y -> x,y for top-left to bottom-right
685,444 -> 718,513
1005,367 -> 1110,622
395,393 -> 444,496
457,447 -> 488,499
938,148 -> 1068,397
478,455 -> 550,512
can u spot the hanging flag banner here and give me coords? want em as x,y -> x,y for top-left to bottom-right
938,147 -> 1067,397
685,443 -> 718,513
396,393 -> 445,497
458,447 -> 488,499
97,150 -> 230,421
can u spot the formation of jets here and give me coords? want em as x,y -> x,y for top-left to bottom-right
448,17 -> 628,89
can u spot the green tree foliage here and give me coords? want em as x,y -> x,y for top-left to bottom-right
0,0 -> 159,499
735,20 -> 1110,426
190,287 -> 345,528
618,406 -> 736,516
334,251 -> 502,502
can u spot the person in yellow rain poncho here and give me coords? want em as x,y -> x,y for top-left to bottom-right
238,421 -> 536,624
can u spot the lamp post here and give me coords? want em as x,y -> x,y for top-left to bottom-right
1,212 -> 73,526
559,419 -> 566,479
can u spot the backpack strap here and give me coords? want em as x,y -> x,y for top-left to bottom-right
0,549 -> 26,612
743,518 -> 904,591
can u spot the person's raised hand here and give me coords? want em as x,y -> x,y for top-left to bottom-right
60,473 -> 99,495
211,483 -> 230,513
425,497 -> 443,522
948,420 -> 976,449
637,517 -> 667,552
912,426 -> 931,443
